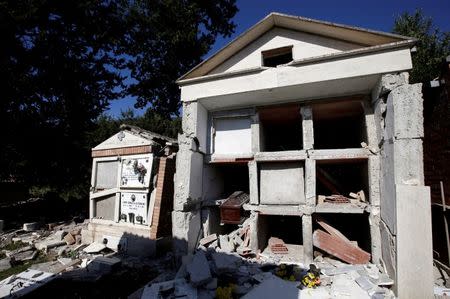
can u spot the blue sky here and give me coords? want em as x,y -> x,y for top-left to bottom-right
107,0 -> 450,117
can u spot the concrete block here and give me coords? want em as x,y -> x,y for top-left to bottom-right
174,138 -> 204,211
172,210 -> 201,255
0,258 -> 11,271
88,256 -> 121,274
259,162 -> 305,205
384,83 -> 424,140
395,185 -> 433,299
83,242 -> 106,253
199,234 -> 217,246
381,138 -> 424,234
53,230 -> 67,241
23,222 -> 40,231
182,101 -> 198,137
371,72 -> 409,100
218,235 -> 234,253
186,250 -> 212,286
212,252 -> 240,274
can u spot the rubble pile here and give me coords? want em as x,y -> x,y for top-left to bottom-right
0,220 -> 128,296
139,245 -> 396,299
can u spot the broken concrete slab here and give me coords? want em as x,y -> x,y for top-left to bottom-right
23,222 -> 40,231
0,269 -> 56,298
186,250 -> 212,286
242,274 -> 300,299
0,258 -> 11,271
88,256 -> 121,274
211,252 -> 241,274
218,235 -> 234,253
11,250 -> 38,262
199,234 -> 217,246
83,242 -> 107,253
141,279 -> 197,299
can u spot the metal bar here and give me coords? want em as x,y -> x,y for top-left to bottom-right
440,181 -> 450,265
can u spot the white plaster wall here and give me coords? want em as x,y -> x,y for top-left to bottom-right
214,117 -> 252,155
180,48 -> 413,107
259,162 -> 305,205
209,28 -> 361,74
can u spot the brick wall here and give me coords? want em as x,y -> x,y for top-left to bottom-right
150,156 -> 176,239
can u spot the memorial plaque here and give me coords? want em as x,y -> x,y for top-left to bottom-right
120,155 -> 152,187
120,192 -> 148,224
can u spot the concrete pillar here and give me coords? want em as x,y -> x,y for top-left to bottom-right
302,214 -> 313,264
304,159 -> 316,207
369,206 -> 382,265
368,155 -> 381,206
251,113 -> 260,153
173,100 -> 206,255
248,160 -> 259,205
300,106 -> 314,150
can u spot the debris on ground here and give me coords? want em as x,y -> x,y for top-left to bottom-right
268,237 -> 288,254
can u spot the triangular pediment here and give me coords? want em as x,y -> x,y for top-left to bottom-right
177,12 -> 414,82
208,27 -> 362,75
93,131 -> 151,150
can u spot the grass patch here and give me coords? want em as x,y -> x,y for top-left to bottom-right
0,241 -> 27,251
0,251 -> 50,281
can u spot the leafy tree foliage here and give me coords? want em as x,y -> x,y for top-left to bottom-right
393,9 -> 450,83
125,0 -> 237,116
0,0 -> 236,201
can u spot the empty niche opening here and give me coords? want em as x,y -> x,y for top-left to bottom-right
312,213 -> 371,254
262,45 -> 293,67
313,100 -> 366,149
202,163 -> 250,235
316,159 -> 369,202
259,104 -> 302,151
258,215 -> 303,258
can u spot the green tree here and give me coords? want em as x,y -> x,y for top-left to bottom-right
393,9 -> 450,83
124,0 -> 237,116
0,0 -> 237,202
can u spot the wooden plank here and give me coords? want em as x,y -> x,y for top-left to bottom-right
313,229 -> 370,264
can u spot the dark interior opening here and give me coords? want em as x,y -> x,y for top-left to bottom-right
257,215 -> 303,250
262,46 -> 293,67
259,104 -> 302,151
217,163 -> 250,198
313,100 -> 366,149
316,159 -> 368,199
313,213 -> 371,253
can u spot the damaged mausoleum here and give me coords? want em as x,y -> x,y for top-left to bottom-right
172,13 -> 434,298
82,124 -> 177,256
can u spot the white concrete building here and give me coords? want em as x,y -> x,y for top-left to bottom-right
173,13 -> 433,298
